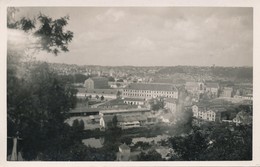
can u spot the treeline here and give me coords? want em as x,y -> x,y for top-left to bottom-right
156,66 -> 253,81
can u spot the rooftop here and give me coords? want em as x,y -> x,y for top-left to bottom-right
117,114 -> 147,122
77,88 -> 118,94
123,98 -> 146,102
99,108 -> 150,115
125,83 -> 177,91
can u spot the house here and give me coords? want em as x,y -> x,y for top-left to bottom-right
192,104 -> 225,122
76,88 -> 118,99
164,98 -> 177,113
205,82 -> 219,96
233,111 -> 252,125
122,83 -> 178,99
100,112 -> 149,130
220,87 -> 233,98
185,82 -> 204,94
100,115 -> 115,129
117,114 -> 147,129
123,98 -> 146,106
84,77 -> 109,90
233,94 -> 253,101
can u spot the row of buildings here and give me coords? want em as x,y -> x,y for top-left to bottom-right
185,81 -> 253,99
192,103 -> 252,125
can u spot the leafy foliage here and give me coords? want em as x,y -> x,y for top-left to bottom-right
137,149 -> 163,161
7,9 -> 73,55
149,98 -> 165,111
168,124 -> 252,160
7,63 -> 78,160
34,14 -> 73,55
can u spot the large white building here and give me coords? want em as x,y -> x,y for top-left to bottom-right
122,83 -> 178,99
192,104 -> 225,122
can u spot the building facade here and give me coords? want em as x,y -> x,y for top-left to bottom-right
220,87 -> 233,98
185,82 -> 204,94
77,88 -> 118,99
205,82 -> 219,96
84,77 -> 109,89
192,105 -> 223,122
164,98 -> 177,113
122,83 -> 178,99
123,98 -> 146,106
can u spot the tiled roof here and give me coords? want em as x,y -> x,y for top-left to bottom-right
123,98 -> 145,102
77,88 -> 118,94
117,114 -> 147,122
125,83 -> 177,91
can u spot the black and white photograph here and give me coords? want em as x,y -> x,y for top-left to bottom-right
1,0 -> 260,166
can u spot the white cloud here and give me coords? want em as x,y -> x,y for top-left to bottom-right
129,36 -> 155,50
96,9 -> 125,22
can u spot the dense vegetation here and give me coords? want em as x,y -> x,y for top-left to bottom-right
168,123 -> 252,160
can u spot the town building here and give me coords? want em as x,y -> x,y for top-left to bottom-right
164,98 -> 177,113
122,83 -> 178,99
205,82 -> 219,96
220,87 -> 233,98
99,113 -> 148,129
117,114 -> 147,129
77,88 -> 118,99
185,82 -> 204,94
233,111 -> 252,125
99,115 -> 114,129
192,104 -> 225,122
233,94 -> 253,101
84,77 -> 109,89
123,98 -> 146,106
99,108 -> 150,116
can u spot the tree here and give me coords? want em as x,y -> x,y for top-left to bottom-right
7,9 -> 74,55
95,95 -> 99,99
150,98 -> 164,111
111,115 -> 118,129
100,95 -> 104,101
168,123 -> 252,161
7,8 -> 76,160
120,137 -> 132,145
169,127 -> 209,160
116,83 -> 121,88
116,91 -> 122,98
8,63 -> 78,160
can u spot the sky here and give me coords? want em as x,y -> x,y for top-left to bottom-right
14,7 -> 253,67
